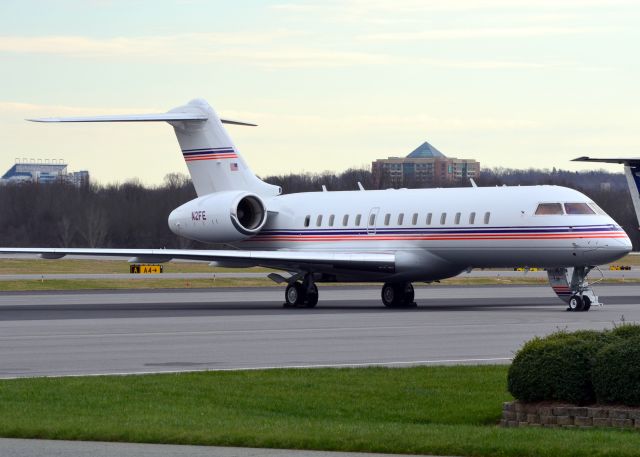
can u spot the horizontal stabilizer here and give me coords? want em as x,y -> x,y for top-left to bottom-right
572,156 -> 640,166
28,113 -> 256,126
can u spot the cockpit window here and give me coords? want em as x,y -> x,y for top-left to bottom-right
589,202 -> 608,215
564,203 -> 595,215
535,203 -> 564,215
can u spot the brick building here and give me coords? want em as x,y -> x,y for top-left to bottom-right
371,142 -> 479,188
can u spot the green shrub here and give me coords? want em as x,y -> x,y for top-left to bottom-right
508,326 -> 640,406
507,330 -> 605,405
609,323 -> 640,340
592,336 -> 640,406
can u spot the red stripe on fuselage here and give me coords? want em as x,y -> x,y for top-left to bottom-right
250,232 -> 628,242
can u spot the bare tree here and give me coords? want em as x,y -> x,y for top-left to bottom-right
78,206 -> 109,248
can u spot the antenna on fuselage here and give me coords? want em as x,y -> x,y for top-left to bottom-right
469,178 -> 477,188
357,182 -> 365,191
322,185 -> 328,192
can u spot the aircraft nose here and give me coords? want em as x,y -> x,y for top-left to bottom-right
606,233 -> 633,261
619,234 -> 633,254
583,231 -> 632,265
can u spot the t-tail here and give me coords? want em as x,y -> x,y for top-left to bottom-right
573,156 -> 640,229
29,98 -> 281,197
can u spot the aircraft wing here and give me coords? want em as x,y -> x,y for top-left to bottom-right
573,156 -> 640,228
0,248 -> 395,274
572,156 -> 640,165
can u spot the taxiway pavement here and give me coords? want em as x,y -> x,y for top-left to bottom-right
0,438 -> 447,457
1,284 -> 639,379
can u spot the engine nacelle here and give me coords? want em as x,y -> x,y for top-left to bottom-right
168,191 -> 267,243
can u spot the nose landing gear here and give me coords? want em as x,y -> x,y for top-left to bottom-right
548,266 -> 600,312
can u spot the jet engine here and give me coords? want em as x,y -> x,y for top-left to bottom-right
168,190 -> 267,243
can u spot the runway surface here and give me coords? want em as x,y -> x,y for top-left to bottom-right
1,284 -> 639,379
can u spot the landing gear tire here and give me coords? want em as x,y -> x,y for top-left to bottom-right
284,281 -> 318,308
382,282 -> 416,308
285,283 -> 304,307
568,295 -> 584,312
304,283 -> 319,308
404,283 -> 415,304
582,296 -> 592,312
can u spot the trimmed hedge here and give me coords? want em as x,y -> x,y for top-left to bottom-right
507,331 -> 603,405
593,336 -> 640,406
508,325 -> 640,406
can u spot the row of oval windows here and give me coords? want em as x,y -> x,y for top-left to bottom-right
303,211 -> 492,228
303,202 -> 605,228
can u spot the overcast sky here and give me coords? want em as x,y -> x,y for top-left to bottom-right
0,0 -> 638,185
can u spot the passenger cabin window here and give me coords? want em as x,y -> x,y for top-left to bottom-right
342,215 -> 349,226
316,215 -> 323,227
484,212 -> 491,224
454,212 -> 461,225
384,213 -> 391,225
304,215 -> 310,227
355,214 -> 362,226
440,212 -> 447,225
328,214 -> 335,226
535,203 -> 563,215
469,212 -> 476,224
369,213 -> 376,226
426,213 -> 432,225
564,203 -> 595,215
398,213 -> 404,225
412,213 -> 418,225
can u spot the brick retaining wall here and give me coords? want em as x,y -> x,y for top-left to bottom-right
501,401 -> 640,429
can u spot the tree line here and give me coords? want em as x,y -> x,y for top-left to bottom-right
0,167 -> 637,249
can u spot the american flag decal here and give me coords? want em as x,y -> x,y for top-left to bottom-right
230,162 -> 239,171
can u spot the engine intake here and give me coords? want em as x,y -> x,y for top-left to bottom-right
232,194 -> 266,235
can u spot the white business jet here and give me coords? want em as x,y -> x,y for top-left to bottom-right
0,99 -> 632,310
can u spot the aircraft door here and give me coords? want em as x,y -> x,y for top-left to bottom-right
367,207 -> 379,235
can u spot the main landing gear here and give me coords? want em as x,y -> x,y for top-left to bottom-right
547,266 -> 601,312
381,282 -> 417,308
280,274 -> 418,309
284,274 -> 318,308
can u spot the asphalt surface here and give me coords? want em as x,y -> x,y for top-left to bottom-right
1,284 -> 639,379
2,284 -> 638,457
0,438 -> 440,457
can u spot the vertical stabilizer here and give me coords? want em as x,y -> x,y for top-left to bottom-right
28,98 -> 281,198
168,99 -> 280,197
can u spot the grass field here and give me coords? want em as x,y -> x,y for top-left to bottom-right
0,275 -> 580,292
0,272 -> 637,291
1,366 -> 639,457
0,256 -> 638,291
0,258 -> 271,274
0,255 -> 637,275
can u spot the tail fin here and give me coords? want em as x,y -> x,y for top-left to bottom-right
29,98 -> 281,197
573,156 -> 640,228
